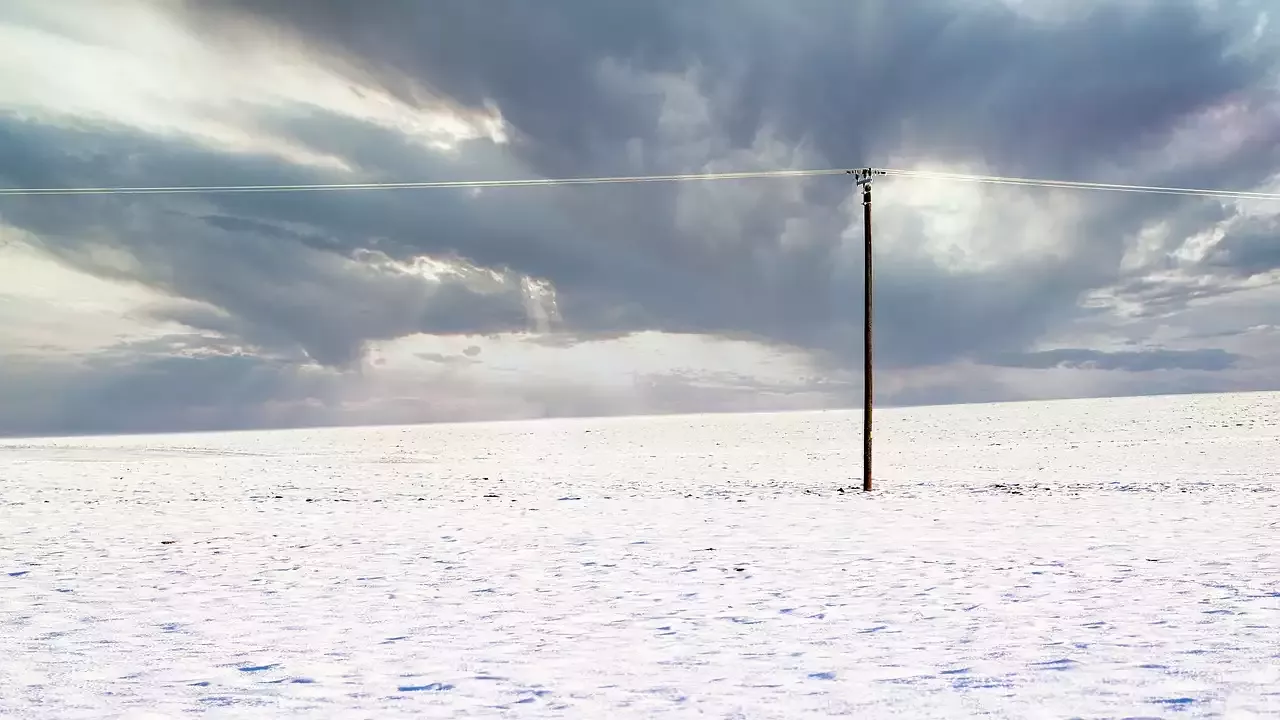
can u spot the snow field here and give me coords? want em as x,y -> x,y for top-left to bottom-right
2,391 -> 1279,718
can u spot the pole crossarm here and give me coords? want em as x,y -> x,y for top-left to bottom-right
847,168 -> 887,187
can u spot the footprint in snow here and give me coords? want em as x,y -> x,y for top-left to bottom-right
1030,658 -> 1077,671
398,683 -> 454,692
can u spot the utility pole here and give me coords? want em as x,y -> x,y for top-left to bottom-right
848,168 -> 883,492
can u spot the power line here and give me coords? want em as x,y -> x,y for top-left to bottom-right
879,169 -> 1280,202
0,167 -> 850,197
1,165 -> 1278,201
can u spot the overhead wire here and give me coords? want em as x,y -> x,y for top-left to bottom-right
0,167 -> 850,197
878,168 -> 1280,202
1,166 -> 1279,201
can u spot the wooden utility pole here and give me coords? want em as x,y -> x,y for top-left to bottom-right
849,168 -> 883,492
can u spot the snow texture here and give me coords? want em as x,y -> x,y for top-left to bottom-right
2,391 -> 1279,718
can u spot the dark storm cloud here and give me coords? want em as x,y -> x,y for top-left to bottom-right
0,343 -> 336,437
986,347 -> 1241,372
1205,215 -> 1280,277
0,116 -> 537,366
1098,200 -> 1280,320
2,0 -> 1279,436
174,0 -> 1280,367
191,0 -> 1267,176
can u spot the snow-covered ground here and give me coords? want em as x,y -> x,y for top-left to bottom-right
2,391 -> 1279,719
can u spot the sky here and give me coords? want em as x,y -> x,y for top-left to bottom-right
2,0 -> 1279,437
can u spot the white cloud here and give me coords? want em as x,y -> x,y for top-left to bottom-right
0,0 -> 506,170
0,226 -> 188,354
371,331 -> 831,394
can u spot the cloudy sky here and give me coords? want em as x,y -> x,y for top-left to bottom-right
2,0 -> 1279,436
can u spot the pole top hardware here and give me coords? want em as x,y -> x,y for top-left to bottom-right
847,168 -> 885,186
